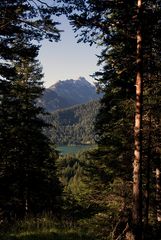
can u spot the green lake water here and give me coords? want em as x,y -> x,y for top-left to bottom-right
57,145 -> 94,155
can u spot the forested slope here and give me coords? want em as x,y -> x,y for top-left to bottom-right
50,100 -> 100,145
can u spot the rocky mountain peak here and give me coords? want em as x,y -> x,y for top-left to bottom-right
40,77 -> 101,112
49,77 -> 93,90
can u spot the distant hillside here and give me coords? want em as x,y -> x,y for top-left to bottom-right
39,77 -> 101,112
49,100 -> 100,145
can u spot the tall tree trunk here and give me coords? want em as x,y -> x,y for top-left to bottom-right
144,113 -> 151,229
132,0 -> 143,239
156,168 -> 161,222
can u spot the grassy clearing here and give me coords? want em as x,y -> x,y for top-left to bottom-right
0,215 -> 95,240
1,230 -> 92,240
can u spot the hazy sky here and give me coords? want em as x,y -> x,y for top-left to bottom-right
39,16 -> 100,88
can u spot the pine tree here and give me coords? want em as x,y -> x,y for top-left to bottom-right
132,1 -> 143,239
0,1 -> 62,219
58,0 -> 161,238
0,41 -> 61,219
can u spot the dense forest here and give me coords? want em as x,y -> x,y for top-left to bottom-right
0,1 -> 161,240
50,100 -> 100,145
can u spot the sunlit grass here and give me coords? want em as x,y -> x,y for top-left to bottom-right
0,214 -> 95,240
1,229 -> 92,240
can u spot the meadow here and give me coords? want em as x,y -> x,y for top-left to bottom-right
0,215 -> 95,240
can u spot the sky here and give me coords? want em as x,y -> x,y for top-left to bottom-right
38,16 -> 101,88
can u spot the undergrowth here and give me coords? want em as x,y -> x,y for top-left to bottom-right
0,213 -> 96,240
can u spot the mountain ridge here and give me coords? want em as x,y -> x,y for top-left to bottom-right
39,77 -> 101,112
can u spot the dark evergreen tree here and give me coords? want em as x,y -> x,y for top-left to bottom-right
57,0 -> 161,238
0,0 -> 62,220
0,41 -> 61,219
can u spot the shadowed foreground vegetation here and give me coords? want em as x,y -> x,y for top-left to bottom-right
1,231 -> 93,240
0,215 -> 96,240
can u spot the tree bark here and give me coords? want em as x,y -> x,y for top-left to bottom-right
144,113 -> 151,228
132,0 -> 143,239
156,168 -> 161,222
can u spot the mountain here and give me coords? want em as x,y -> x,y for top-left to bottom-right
49,100 -> 100,145
39,77 -> 101,112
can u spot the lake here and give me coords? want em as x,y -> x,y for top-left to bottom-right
57,145 -> 94,155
